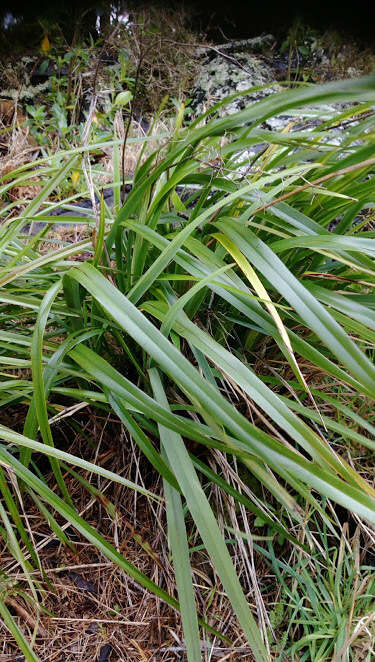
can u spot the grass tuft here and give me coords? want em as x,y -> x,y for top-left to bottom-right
0,75 -> 375,660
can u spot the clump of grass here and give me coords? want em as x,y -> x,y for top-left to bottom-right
0,76 -> 375,660
263,521 -> 375,661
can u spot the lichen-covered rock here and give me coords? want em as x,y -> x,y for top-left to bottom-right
189,44 -> 281,117
189,37 -> 354,135
188,36 -> 359,175
195,35 -> 275,58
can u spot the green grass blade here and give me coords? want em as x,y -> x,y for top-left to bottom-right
215,219 -> 375,397
67,264 -> 375,521
163,465 -> 201,662
0,600 -> 39,662
0,425 -> 158,500
150,368 -> 269,661
108,393 -> 180,490
30,281 -> 72,503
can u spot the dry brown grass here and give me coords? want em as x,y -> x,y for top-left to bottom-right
104,6 -> 203,113
0,408 -> 262,661
0,126 -> 38,185
38,224 -> 92,255
313,31 -> 375,80
0,104 -> 41,217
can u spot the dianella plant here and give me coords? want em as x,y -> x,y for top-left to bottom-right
1,75 -> 375,661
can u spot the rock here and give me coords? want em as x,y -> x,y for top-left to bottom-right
187,36 -> 360,178
189,44 -> 280,117
346,66 -> 361,78
189,37 -> 358,126
195,34 -> 274,57
68,571 -> 97,594
98,644 -> 112,662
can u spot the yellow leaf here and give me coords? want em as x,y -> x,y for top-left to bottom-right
71,171 -> 80,186
41,35 -> 50,53
214,231 -> 309,392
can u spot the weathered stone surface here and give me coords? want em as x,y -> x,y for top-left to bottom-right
190,39 -> 281,117
189,37 -> 355,137
195,35 -> 274,57
188,36 -> 361,174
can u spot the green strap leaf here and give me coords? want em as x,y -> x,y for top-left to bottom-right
150,368 -> 269,661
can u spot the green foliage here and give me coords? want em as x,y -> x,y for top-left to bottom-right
279,21 -> 375,84
1,76 -> 375,658
22,43 -> 134,151
262,522 -> 375,661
